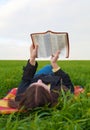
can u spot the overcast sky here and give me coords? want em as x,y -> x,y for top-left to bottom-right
0,0 -> 90,60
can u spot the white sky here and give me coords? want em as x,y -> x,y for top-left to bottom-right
0,0 -> 90,60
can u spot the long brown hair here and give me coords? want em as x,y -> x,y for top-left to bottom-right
8,85 -> 53,110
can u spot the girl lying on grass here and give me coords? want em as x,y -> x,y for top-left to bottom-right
8,43 -> 74,110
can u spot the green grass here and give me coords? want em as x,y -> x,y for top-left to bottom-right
0,60 -> 90,130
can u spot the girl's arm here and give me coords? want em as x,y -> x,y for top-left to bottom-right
22,43 -> 38,81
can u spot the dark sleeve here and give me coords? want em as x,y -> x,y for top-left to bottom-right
22,60 -> 38,81
15,60 -> 38,101
54,69 -> 74,92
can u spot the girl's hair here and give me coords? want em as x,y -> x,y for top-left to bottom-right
8,85 -> 53,110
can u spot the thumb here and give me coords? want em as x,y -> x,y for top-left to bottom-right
55,50 -> 60,57
34,44 -> 38,50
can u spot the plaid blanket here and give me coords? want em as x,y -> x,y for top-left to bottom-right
0,88 -> 18,114
0,86 -> 87,114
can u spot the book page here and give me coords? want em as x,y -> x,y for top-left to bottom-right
32,33 -> 52,57
31,31 -> 69,58
50,33 -> 68,57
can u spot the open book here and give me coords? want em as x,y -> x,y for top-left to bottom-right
30,30 -> 69,58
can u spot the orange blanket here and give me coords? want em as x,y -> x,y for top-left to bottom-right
0,86 -> 87,114
0,88 -> 18,114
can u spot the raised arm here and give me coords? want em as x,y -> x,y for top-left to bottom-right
29,43 -> 38,65
15,44 -> 39,100
50,50 -> 74,92
22,43 -> 38,81
50,50 -> 60,71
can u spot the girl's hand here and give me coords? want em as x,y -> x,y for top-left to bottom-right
29,43 -> 38,65
51,50 -> 60,64
50,50 -> 60,70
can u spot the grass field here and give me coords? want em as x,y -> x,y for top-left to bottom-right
0,60 -> 90,130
